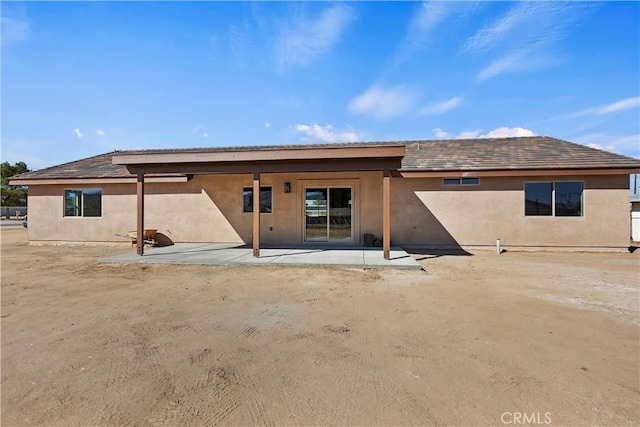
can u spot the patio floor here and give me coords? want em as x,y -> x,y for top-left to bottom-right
98,243 -> 422,270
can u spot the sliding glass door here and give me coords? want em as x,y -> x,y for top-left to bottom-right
305,187 -> 352,242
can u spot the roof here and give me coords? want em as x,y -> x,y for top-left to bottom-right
10,136 -> 640,183
402,136 -> 640,171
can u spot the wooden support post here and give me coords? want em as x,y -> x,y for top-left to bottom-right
136,172 -> 145,256
253,172 -> 260,257
383,170 -> 391,260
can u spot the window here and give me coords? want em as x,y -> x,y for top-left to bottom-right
243,187 -> 272,213
64,188 -> 102,217
524,183 -> 552,216
524,182 -> 583,217
443,177 -> 480,185
555,182 -> 583,216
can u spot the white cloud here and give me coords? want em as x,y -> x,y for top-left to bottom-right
294,123 -> 359,143
465,2 -> 584,53
419,96 -> 463,115
391,1 -> 450,68
455,127 -> 535,139
475,47 -> 559,81
598,97 -> 640,114
202,133 -> 211,138
348,84 -> 417,120
432,128 -> 451,139
95,129 -> 105,136
481,127 -> 535,138
467,2 -> 590,81
456,130 -> 481,139
1,16 -> 30,46
275,4 -> 355,71
191,125 -> 205,134
72,128 -> 83,139
265,122 -> 271,128
576,133 -> 640,158
571,96 -> 640,118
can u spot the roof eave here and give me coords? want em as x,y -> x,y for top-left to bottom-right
399,167 -> 640,178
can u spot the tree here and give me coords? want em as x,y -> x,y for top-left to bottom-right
1,161 -> 30,206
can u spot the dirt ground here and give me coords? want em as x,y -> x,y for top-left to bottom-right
1,227 -> 638,426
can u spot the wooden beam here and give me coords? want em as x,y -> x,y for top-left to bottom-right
253,172 -> 260,257
136,172 -> 145,256
113,145 -> 406,165
383,170 -> 391,260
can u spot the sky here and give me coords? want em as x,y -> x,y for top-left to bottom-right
2,1 -> 639,171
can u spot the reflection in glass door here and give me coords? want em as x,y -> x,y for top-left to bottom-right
305,187 -> 352,242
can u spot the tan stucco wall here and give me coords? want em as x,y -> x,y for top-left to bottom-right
26,173 -> 630,248
27,172 -> 383,245
391,175 -> 631,248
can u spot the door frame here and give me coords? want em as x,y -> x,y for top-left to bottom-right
296,179 -> 360,245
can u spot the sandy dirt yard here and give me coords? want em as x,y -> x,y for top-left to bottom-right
1,227 -> 639,426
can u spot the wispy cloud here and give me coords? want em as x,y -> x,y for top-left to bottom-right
453,127 -> 535,139
95,129 -> 105,137
265,122 -> 271,128
275,4 -> 355,72
1,16 -> 30,46
390,1 -> 450,69
570,96 -> 640,118
348,84 -> 417,120
228,22 -> 253,67
575,133 -> 640,158
72,128 -> 83,139
295,123 -> 359,143
419,96 -> 463,116
475,47 -> 559,81
467,1 -> 591,81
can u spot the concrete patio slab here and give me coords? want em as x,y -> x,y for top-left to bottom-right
99,243 -> 422,270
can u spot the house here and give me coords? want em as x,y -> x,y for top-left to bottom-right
10,136 -> 640,257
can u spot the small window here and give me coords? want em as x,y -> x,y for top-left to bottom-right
64,188 -> 102,217
555,182 -> 583,217
443,177 -> 480,185
243,187 -> 272,213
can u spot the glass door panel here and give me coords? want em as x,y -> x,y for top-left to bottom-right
329,188 -> 352,241
305,188 -> 327,241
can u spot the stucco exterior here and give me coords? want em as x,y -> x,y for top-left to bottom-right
27,172 -> 383,245
392,174 -> 630,249
27,172 -> 631,249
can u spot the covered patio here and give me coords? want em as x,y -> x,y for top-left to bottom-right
98,243 -> 422,270
111,144 -> 406,260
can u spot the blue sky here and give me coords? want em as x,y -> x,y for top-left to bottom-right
2,1 -> 639,170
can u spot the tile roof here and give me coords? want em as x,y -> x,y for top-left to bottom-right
11,136 -> 640,181
402,136 -> 640,171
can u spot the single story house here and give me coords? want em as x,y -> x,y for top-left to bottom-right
10,136 -> 640,257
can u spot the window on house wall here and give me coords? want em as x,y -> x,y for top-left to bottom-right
243,187 -> 272,213
443,177 -> 480,185
64,188 -> 102,217
555,182 -> 583,216
524,182 -> 583,217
